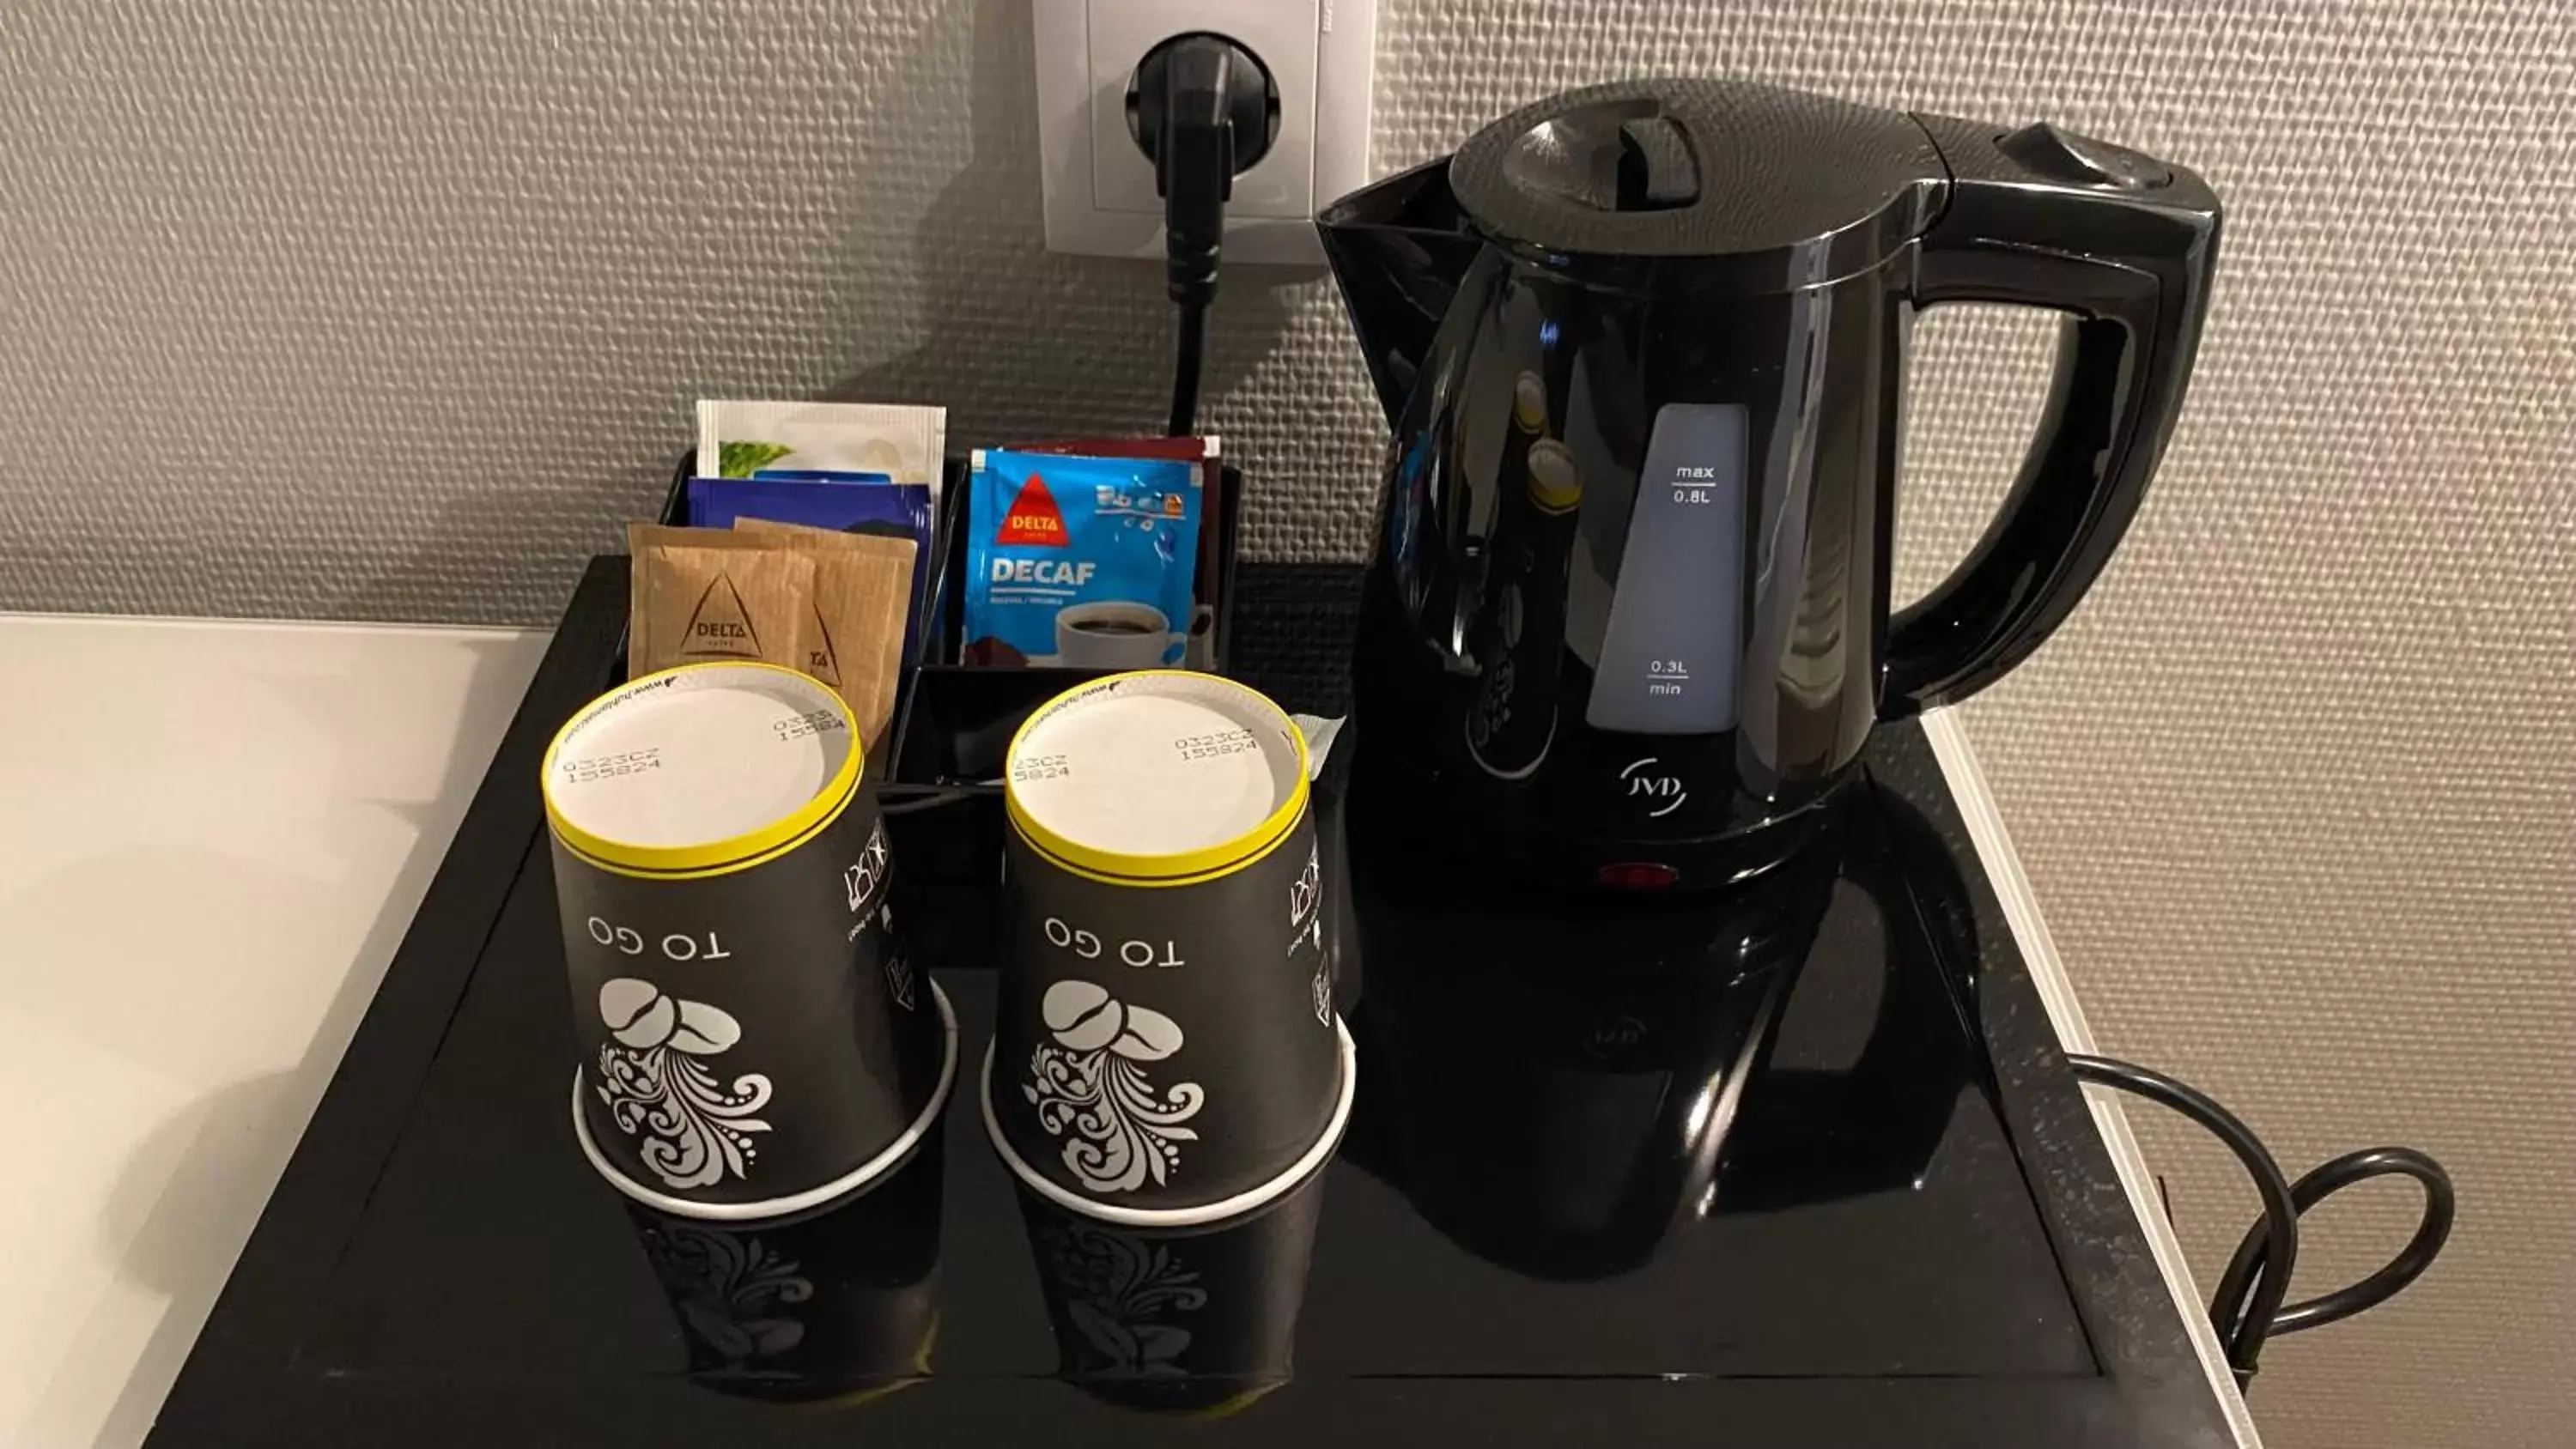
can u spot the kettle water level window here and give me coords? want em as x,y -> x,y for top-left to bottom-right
1585,403 -> 1748,736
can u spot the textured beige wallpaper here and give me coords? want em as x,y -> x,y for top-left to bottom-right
5,2 -> 2571,1445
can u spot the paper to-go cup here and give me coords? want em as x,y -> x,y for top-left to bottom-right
543,662 -> 955,1221
983,670 -> 1356,1225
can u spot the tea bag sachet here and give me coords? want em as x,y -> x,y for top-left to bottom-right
732,518 -> 918,751
627,524 -> 816,680
696,400 -> 948,504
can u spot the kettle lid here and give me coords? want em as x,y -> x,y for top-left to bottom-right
1449,77 -> 1944,280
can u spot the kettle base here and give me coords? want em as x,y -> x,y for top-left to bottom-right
1346,741 -> 1850,898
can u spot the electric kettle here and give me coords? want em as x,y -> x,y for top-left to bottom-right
1320,78 -> 2221,889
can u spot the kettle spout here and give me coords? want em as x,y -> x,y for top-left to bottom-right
1318,159 -> 1484,429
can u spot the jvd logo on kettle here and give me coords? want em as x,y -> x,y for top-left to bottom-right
1621,756 -> 1688,819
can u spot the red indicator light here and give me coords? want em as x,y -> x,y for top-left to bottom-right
1596,861 -> 1680,890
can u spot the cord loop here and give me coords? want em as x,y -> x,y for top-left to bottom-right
2067,1054 -> 2452,1390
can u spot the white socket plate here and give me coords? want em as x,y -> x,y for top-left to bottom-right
1030,0 -> 1378,265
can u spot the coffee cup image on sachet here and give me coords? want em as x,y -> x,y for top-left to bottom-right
1054,601 -> 1178,669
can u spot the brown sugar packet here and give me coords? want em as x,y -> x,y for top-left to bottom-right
732,518 -> 918,751
627,524 -> 817,681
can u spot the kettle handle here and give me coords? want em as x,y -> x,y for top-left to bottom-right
1881,117 -> 2223,715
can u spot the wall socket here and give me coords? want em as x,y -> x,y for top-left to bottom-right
1030,0 -> 1378,265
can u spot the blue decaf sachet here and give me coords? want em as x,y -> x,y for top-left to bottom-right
687,473 -> 937,670
964,449 -> 1201,669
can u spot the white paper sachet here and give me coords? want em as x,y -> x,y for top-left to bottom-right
696,400 -> 950,503
1292,714 -> 1346,780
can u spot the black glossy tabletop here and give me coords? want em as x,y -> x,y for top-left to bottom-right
145,562 -> 2239,1448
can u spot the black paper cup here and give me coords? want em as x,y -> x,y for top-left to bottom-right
625,1119 -> 945,1404
1015,1151 -> 1329,1415
545,663 -> 957,1220
983,670 -> 1356,1225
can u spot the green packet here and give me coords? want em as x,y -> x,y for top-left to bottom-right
696,401 -> 949,500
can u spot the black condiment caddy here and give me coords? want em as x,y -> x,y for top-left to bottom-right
647,449 -> 1248,891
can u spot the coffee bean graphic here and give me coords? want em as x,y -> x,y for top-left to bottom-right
1042,979 -> 1124,1051
1112,1005 -> 1185,1062
670,998 -> 744,1055
602,978 -> 677,1051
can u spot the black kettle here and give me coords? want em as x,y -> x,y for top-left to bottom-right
1321,78 -> 2221,891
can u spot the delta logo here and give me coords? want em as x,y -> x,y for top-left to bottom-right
997,473 -> 1066,546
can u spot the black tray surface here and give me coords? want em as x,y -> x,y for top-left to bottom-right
145,559 -> 2233,1448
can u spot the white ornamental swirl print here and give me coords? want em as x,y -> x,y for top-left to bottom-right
595,978 -> 775,1189
877,901 -> 917,1012
843,821 -> 890,913
1287,842 -> 1321,940
1024,980 -> 1205,1194
1287,841 -> 1330,1025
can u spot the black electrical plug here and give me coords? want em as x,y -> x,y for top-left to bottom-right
1125,32 -> 1278,433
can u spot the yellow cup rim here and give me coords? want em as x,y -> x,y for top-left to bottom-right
541,661 -> 862,880
1003,670 -> 1310,887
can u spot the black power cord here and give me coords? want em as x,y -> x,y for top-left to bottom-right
2067,1053 -> 2455,1391
1127,33 -> 1279,436
880,788 -> 981,817
1168,294 -> 1210,439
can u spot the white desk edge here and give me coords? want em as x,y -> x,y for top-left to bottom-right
1924,708 -> 2264,1449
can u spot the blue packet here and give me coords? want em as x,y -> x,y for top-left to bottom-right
683,471 -> 907,530
685,473 -> 937,667
745,470 -> 893,484
965,449 -> 1201,669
